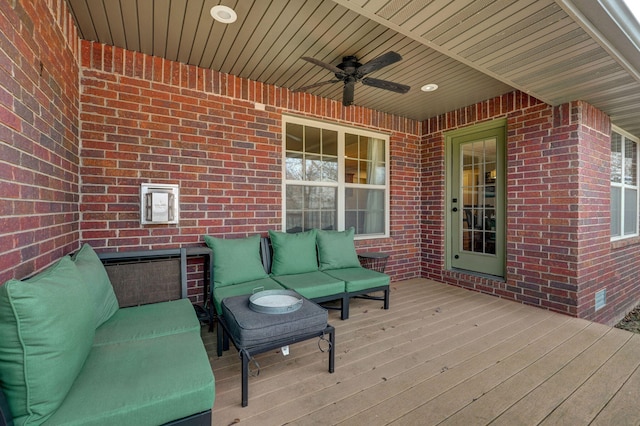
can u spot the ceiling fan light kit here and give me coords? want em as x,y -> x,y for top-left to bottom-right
296,51 -> 410,106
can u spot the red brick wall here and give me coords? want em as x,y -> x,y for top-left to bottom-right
421,93 -> 635,324
79,41 -> 422,293
3,5 -> 636,323
0,0 -> 79,282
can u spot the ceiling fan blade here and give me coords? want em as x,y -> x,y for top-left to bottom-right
294,79 -> 340,92
343,79 -> 356,106
357,51 -> 402,76
301,57 -> 345,75
362,77 -> 410,94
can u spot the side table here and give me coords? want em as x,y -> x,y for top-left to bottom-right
358,251 -> 389,273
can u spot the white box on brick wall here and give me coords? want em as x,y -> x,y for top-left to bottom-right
140,183 -> 179,225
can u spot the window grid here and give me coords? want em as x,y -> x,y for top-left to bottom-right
283,117 -> 389,238
611,128 -> 639,240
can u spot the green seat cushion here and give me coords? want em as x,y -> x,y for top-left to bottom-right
72,243 -> 120,328
213,277 -> 285,314
316,228 -> 361,270
94,299 -> 200,346
0,256 -> 95,425
204,234 -> 268,287
323,267 -> 390,293
268,229 -> 318,275
44,332 -> 215,426
272,271 -> 345,300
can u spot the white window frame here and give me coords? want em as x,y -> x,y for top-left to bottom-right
281,115 -> 390,239
611,125 -> 639,241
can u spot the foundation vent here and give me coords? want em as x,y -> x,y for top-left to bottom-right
595,289 -> 607,311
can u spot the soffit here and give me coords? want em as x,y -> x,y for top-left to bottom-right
66,0 -> 640,136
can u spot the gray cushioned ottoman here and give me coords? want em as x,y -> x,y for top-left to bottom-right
216,293 -> 335,406
220,294 -> 328,347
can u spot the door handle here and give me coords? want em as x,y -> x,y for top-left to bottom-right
452,207 -> 458,212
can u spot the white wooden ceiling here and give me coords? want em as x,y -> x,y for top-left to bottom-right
66,0 -> 640,136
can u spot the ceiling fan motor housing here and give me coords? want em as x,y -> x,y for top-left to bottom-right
336,56 -> 362,78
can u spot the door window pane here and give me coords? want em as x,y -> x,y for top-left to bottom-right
461,138 -> 497,255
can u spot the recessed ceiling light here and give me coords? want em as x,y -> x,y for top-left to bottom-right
421,84 -> 439,92
210,5 -> 237,24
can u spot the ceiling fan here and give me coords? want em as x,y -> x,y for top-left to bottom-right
295,51 -> 410,106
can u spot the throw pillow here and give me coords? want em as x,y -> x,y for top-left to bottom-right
204,234 -> 268,287
0,256 -> 95,425
316,227 -> 362,270
72,243 -> 120,328
268,229 -> 318,275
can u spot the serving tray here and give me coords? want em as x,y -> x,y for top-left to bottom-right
249,289 -> 303,314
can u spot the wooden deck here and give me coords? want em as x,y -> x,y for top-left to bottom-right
203,278 -> 640,426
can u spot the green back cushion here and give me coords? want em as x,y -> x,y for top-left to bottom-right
72,243 -> 119,328
316,227 -> 362,270
0,256 -> 95,424
204,234 -> 268,287
269,229 -> 318,275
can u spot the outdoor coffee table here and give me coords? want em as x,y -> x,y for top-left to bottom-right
216,293 -> 335,407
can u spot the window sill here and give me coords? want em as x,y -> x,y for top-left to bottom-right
612,235 -> 640,250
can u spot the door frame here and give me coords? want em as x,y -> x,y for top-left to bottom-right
444,119 -> 507,277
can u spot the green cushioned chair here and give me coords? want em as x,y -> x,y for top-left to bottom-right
44,332 -> 215,426
94,298 -> 201,346
271,271 -> 345,300
323,267 -> 390,293
0,256 -> 95,425
72,243 -> 120,328
323,267 -> 390,318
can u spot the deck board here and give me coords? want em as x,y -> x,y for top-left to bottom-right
204,278 -> 640,425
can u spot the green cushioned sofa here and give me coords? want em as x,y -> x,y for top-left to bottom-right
0,244 -> 214,426
205,228 -> 390,321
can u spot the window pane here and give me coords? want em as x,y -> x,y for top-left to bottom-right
625,139 -> 637,185
286,123 -> 303,152
624,188 -> 637,235
322,156 -> 338,182
306,126 -> 321,154
345,158 -> 358,183
345,133 -> 358,158
611,186 -> 621,237
286,185 -> 336,232
372,162 -> 386,185
305,155 -> 323,181
611,132 -> 622,183
285,153 -> 303,180
323,129 -> 337,156
345,188 -> 385,235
